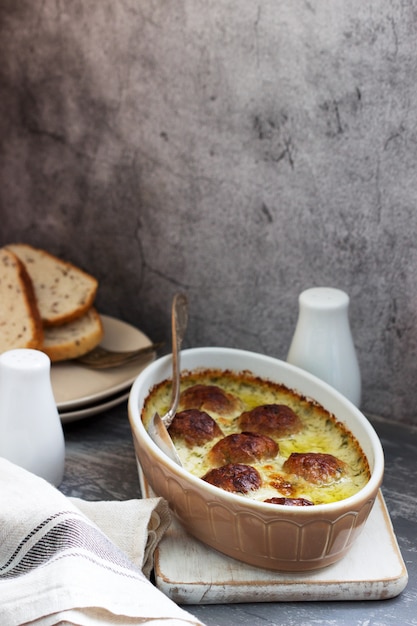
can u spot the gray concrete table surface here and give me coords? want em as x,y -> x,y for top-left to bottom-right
60,407 -> 417,626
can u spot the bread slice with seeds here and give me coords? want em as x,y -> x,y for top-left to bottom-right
0,248 -> 44,353
42,307 -> 104,362
7,243 -> 98,327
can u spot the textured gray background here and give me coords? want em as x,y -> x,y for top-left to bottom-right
1,1 -> 416,423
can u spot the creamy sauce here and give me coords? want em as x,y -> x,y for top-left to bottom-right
142,369 -> 370,505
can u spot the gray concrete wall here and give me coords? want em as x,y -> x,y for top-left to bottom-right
1,1 -> 416,422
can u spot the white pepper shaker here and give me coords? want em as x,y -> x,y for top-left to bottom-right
286,287 -> 361,407
0,348 -> 65,486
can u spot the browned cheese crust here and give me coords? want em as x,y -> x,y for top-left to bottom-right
283,452 -> 347,484
209,432 -> 278,466
202,463 -> 262,494
238,404 -> 302,437
179,384 -> 243,414
267,474 -> 296,497
168,409 -> 224,447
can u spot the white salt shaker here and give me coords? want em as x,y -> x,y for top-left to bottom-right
287,287 -> 361,407
0,349 -> 65,486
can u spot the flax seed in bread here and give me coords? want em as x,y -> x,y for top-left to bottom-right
7,243 -> 98,327
0,248 -> 44,353
42,307 -> 104,362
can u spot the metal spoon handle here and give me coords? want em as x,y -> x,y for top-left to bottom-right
163,292 -> 188,427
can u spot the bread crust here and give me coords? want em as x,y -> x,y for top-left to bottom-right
7,243 -> 98,326
0,248 -> 44,352
42,307 -> 104,362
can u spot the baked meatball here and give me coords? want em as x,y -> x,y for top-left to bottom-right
238,404 -> 302,437
283,452 -> 347,484
264,497 -> 314,507
209,432 -> 278,466
168,409 -> 223,447
179,384 -> 242,414
202,463 -> 262,494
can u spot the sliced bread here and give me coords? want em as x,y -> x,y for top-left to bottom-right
42,307 -> 104,362
7,243 -> 98,326
0,248 -> 44,353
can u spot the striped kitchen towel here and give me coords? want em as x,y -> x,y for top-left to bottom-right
0,458 -> 204,626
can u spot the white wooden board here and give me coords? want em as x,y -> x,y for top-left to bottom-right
139,467 -> 408,605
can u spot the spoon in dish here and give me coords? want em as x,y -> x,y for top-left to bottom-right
147,292 -> 188,465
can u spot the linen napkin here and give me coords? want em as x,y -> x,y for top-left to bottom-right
0,458 -> 205,626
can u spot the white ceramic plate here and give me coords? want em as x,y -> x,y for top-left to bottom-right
52,315 -> 155,411
59,389 -> 130,424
